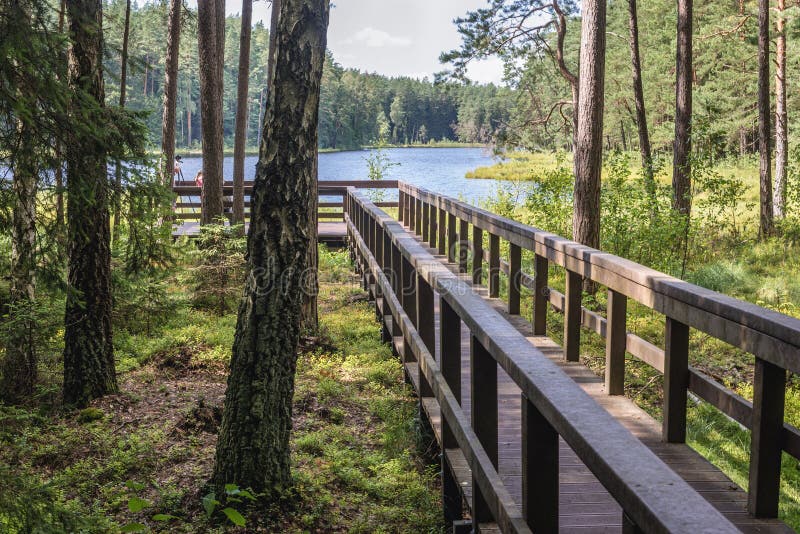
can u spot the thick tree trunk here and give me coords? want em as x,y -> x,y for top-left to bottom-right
672,0 -> 692,216
1,121 -> 38,403
758,0 -> 774,237
160,0 -> 182,187
197,0 -> 225,224
628,0 -> 656,208
774,0 -> 788,220
268,0 -> 281,86
63,0 -> 118,407
212,0 -> 329,497
233,0 -> 253,231
112,0 -> 131,245
572,0 -> 606,255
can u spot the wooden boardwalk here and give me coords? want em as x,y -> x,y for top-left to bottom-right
404,236 -> 792,533
346,183 -> 800,532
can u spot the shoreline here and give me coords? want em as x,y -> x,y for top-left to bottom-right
157,142 -> 489,158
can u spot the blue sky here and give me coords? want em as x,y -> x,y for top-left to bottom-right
232,0 -> 505,84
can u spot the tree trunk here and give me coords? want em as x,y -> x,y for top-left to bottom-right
672,0 -> 692,216
573,0 -> 606,257
774,0 -> 788,220
302,150 -> 319,332
112,0 -> 131,246
187,104 -> 192,146
212,0 -> 329,497
63,0 -> 118,408
628,0 -> 656,209
268,0 -> 281,86
160,0 -> 182,188
197,0 -> 225,224
1,85 -> 38,403
233,0 -> 253,231
758,0 -> 774,237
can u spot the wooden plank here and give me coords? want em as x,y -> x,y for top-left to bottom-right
459,218 -> 469,274
473,226 -> 484,286
563,270 -> 582,362
605,290 -> 627,396
471,335 -> 498,525
489,234 -> 500,299
522,393 -> 558,533
748,358 -> 786,518
509,244 -> 521,316
533,255 -> 548,336
663,317 -> 689,443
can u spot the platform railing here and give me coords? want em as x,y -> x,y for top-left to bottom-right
171,179 -> 399,221
398,181 -> 800,520
346,187 -> 738,533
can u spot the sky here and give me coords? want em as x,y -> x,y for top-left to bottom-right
224,0 -> 506,84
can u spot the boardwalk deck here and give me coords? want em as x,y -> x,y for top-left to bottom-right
403,234 -> 792,534
172,221 -> 348,246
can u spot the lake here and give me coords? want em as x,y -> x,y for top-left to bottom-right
177,147 -> 503,204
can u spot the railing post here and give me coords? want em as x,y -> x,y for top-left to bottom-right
470,336 -> 498,528
748,358 -> 786,518
398,190 -> 405,223
663,317 -> 689,443
421,201 -> 430,242
401,256 -> 418,372
447,213 -> 457,264
381,230 -> 393,344
429,203 -> 437,249
390,242 -> 403,359
522,394 -> 558,533
472,226 -> 483,285
471,336 -> 498,526
438,207 -> 447,256
533,255 -> 548,336
489,234 -> 500,299
509,244 -> 521,315
605,289 -> 627,395
409,195 -> 417,233
440,296 -> 463,525
563,270 -> 582,362
458,219 -> 469,274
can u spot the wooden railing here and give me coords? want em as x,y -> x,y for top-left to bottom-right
397,181 -> 800,521
171,179 -> 399,221
345,187 -> 739,533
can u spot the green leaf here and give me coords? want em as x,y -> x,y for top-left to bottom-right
224,483 -> 239,495
128,496 -> 150,513
237,489 -> 257,501
201,493 -> 219,518
120,523 -> 147,533
125,480 -> 145,492
222,507 -> 246,526
152,514 -> 177,521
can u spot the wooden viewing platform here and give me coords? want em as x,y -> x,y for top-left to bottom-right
171,179 -> 398,246
344,182 -> 799,533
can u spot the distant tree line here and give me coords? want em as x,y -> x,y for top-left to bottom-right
102,1 -> 514,151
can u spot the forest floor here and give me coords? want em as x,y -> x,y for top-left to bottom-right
0,249 -> 442,533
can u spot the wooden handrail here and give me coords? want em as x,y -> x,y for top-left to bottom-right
399,181 -> 798,519
347,188 -> 738,533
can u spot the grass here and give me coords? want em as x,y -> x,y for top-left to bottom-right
0,247 -> 442,533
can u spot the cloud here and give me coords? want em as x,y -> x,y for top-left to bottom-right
345,27 -> 412,48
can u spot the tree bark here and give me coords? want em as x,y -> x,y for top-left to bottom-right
758,0 -> 774,237
572,0 -> 606,256
63,0 -> 118,408
672,0 -> 692,216
212,0 -> 329,497
233,0 -> 253,231
2,48 -> 38,403
197,0 -> 225,224
551,1 -> 578,149
773,0 -> 788,220
160,0 -> 182,187
268,0 -> 281,86
55,0 -> 66,233
112,0 -> 131,246
628,0 -> 656,209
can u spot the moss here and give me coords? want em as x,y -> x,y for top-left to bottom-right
77,407 -> 105,424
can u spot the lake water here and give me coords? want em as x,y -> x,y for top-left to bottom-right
178,147 -> 503,204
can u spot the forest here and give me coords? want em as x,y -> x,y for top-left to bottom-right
2,0 -> 800,532
102,0 -> 513,150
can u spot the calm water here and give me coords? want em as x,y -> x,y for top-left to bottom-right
177,147 -> 502,204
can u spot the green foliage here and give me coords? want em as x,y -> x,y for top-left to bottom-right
187,224 -> 246,315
